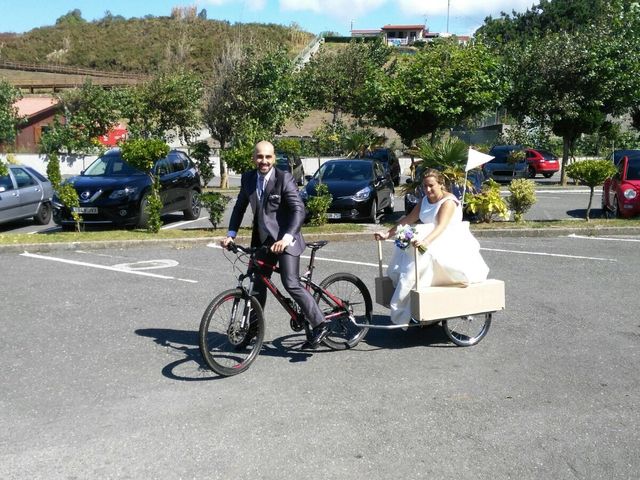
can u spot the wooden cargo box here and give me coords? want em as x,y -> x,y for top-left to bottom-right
410,279 -> 505,323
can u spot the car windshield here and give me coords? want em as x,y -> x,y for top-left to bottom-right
627,157 -> 640,180
318,162 -> 372,181
84,154 -> 143,176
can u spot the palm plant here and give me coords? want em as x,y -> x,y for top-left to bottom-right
401,137 -> 470,195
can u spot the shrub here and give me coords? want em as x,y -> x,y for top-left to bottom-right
190,141 -> 215,187
46,152 -> 81,230
507,179 -> 537,222
566,159 -> 617,221
200,192 -> 231,229
306,182 -> 332,226
464,179 -> 508,223
120,138 -> 170,233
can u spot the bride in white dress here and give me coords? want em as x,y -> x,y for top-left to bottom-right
374,169 -> 489,325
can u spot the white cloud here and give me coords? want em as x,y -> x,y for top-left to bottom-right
397,0 -> 536,17
280,0 -> 387,19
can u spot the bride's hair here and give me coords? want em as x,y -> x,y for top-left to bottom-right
422,168 -> 447,191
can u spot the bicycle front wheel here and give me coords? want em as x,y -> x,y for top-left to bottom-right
199,289 -> 265,376
315,273 -> 372,350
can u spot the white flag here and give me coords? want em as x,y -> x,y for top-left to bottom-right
466,148 -> 494,172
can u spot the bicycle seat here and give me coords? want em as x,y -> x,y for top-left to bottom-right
306,240 -> 328,250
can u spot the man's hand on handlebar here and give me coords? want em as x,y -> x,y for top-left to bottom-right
221,236 -> 235,250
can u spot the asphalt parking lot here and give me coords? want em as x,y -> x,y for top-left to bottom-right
2,233 -> 639,479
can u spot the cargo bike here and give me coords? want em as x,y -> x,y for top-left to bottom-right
199,240 -> 505,377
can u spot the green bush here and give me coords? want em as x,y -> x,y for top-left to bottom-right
46,152 -> 81,230
464,179 -> 509,223
566,159 -> 617,221
190,141 -> 215,187
507,179 -> 537,222
120,138 -> 170,232
200,192 -> 231,229
0,159 -> 8,177
306,182 -> 332,226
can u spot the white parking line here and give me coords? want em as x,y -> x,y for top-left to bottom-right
20,252 -> 198,283
161,218 -> 204,230
480,247 -> 616,262
207,242 -> 614,266
568,234 -> 640,242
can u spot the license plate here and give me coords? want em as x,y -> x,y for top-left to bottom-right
73,207 -> 98,214
326,212 -> 341,219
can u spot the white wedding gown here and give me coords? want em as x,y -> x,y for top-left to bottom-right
387,195 -> 489,324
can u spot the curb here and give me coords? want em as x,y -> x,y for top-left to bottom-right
2,226 -> 640,254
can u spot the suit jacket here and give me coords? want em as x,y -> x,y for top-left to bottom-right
228,167 -> 306,256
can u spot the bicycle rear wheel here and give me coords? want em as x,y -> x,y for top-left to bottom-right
199,289 -> 265,376
442,313 -> 492,347
315,273 -> 372,350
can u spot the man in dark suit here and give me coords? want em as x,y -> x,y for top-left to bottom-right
221,140 -> 330,348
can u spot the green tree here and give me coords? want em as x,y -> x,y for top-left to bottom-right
56,9 -> 86,26
299,39 -> 391,123
366,39 -> 505,148
122,70 -> 203,144
202,43 -> 305,187
479,1 -> 640,185
39,80 -> 119,155
565,159 -> 617,221
0,80 -> 23,146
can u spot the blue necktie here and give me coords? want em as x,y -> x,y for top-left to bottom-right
257,175 -> 265,200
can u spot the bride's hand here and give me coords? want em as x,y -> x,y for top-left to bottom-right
374,231 -> 389,240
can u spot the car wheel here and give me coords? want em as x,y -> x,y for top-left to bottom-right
369,199 -> 379,224
183,189 -> 201,220
384,191 -> 395,214
543,172 -> 554,178
33,202 -> 52,225
137,193 -> 150,229
528,166 -> 536,178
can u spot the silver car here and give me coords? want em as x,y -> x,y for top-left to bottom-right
0,165 -> 54,226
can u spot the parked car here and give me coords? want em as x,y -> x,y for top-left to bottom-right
0,164 -> 54,226
52,148 -> 201,228
483,145 -> 529,182
300,158 -> 395,223
485,145 -> 559,180
363,148 -> 401,186
602,149 -> 640,218
275,151 -> 305,186
404,165 -> 485,215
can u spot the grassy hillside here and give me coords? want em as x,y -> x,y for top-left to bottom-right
0,15 -> 313,75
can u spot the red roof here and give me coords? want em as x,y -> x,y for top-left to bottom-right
14,97 -> 59,117
381,24 -> 425,31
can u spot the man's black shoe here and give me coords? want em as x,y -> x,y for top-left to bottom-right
306,322 -> 331,349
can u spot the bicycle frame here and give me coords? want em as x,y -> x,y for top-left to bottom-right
233,246 -> 348,326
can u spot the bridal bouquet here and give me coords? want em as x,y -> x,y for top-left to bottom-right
394,224 -> 426,254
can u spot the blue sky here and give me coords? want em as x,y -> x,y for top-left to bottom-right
0,0 -> 535,37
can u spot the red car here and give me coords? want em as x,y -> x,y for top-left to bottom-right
524,148 -> 560,178
602,150 -> 640,218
